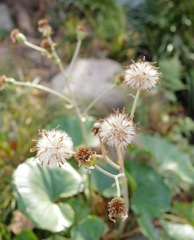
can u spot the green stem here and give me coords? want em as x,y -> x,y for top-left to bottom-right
116,146 -> 129,216
95,154 -> 120,170
51,40 -> 88,145
24,40 -> 46,53
82,84 -> 115,116
130,89 -> 141,119
7,79 -> 72,103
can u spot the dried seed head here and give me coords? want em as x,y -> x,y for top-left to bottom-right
30,127 -> 73,168
108,197 -> 126,223
40,39 -> 53,52
74,146 -> 96,168
10,28 -> 26,43
98,109 -> 136,149
38,19 -> 52,37
124,58 -> 161,91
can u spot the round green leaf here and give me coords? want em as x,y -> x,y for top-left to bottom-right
46,116 -> 98,147
71,216 -> 107,240
67,198 -> 90,223
12,159 -> 84,232
125,162 -> 170,218
138,134 -> 194,191
14,230 -> 38,240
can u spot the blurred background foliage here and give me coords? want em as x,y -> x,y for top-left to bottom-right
1,0 -> 194,239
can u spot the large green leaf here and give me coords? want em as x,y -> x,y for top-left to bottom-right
138,134 -> 194,192
173,201 -> 194,224
12,159 -> 84,232
125,162 -> 170,218
46,116 -> 98,147
71,216 -> 107,240
67,198 -> 90,224
43,236 -> 69,240
137,214 -> 160,240
163,221 -> 194,240
14,231 -> 38,240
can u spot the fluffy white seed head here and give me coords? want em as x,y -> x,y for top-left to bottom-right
124,59 -> 161,90
31,128 -> 73,168
98,109 -> 136,149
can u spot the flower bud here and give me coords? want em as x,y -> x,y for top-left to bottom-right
74,146 -> 96,168
10,29 -> 26,43
76,26 -> 88,40
38,19 -> 52,37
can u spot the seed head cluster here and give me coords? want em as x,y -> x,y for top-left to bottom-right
30,128 -> 73,168
108,197 -> 126,222
124,58 -> 161,91
74,146 -> 96,168
97,109 -> 136,149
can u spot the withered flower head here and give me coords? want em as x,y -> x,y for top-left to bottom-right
124,58 -> 161,91
114,73 -> 125,86
10,28 -> 26,43
91,122 -> 101,136
38,19 -> 52,37
30,127 -> 73,168
98,109 -> 136,149
0,75 -> 7,90
74,146 -> 96,168
40,39 -> 53,52
108,197 -> 126,223
76,25 -> 88,40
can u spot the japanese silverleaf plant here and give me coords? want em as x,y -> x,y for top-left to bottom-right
1,19 -> 194,240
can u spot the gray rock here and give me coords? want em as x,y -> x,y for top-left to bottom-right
0,4 -> 14,31
51,58 -> 127,113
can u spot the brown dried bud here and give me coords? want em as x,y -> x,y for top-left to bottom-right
115,73 -> 125,86
10,28 -> 20,42
38,19 -> 52,37
76,25 -> 88,40
40,39 -> 53,52
0,75 -> 7,90
91,122 -> 101,135
74,146 -> 96,168
108,197 -> 126,223
38,19 -> 49,28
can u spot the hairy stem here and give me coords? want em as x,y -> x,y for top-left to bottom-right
82,84 -> 115,116
6,79 -> 71,103
24,40 -> 46,53
51,39 -> 88,145
95,154 -> 120,170
130,89 -> 141,119
116,146 -> 129,216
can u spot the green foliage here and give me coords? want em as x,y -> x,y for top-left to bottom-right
125,162 -> 171,218
71,215 -> 107,240
67,199 -> 90,224
12,159 -> 83,232
127,0 -> 194,114
46,115 -> 98,147
125,161 -> 170,240
138,134 -> 194,194
14,230 -> 38,240
159,56 -> 185,101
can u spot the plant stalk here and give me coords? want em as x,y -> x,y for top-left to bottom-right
130,89 -> 140,119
